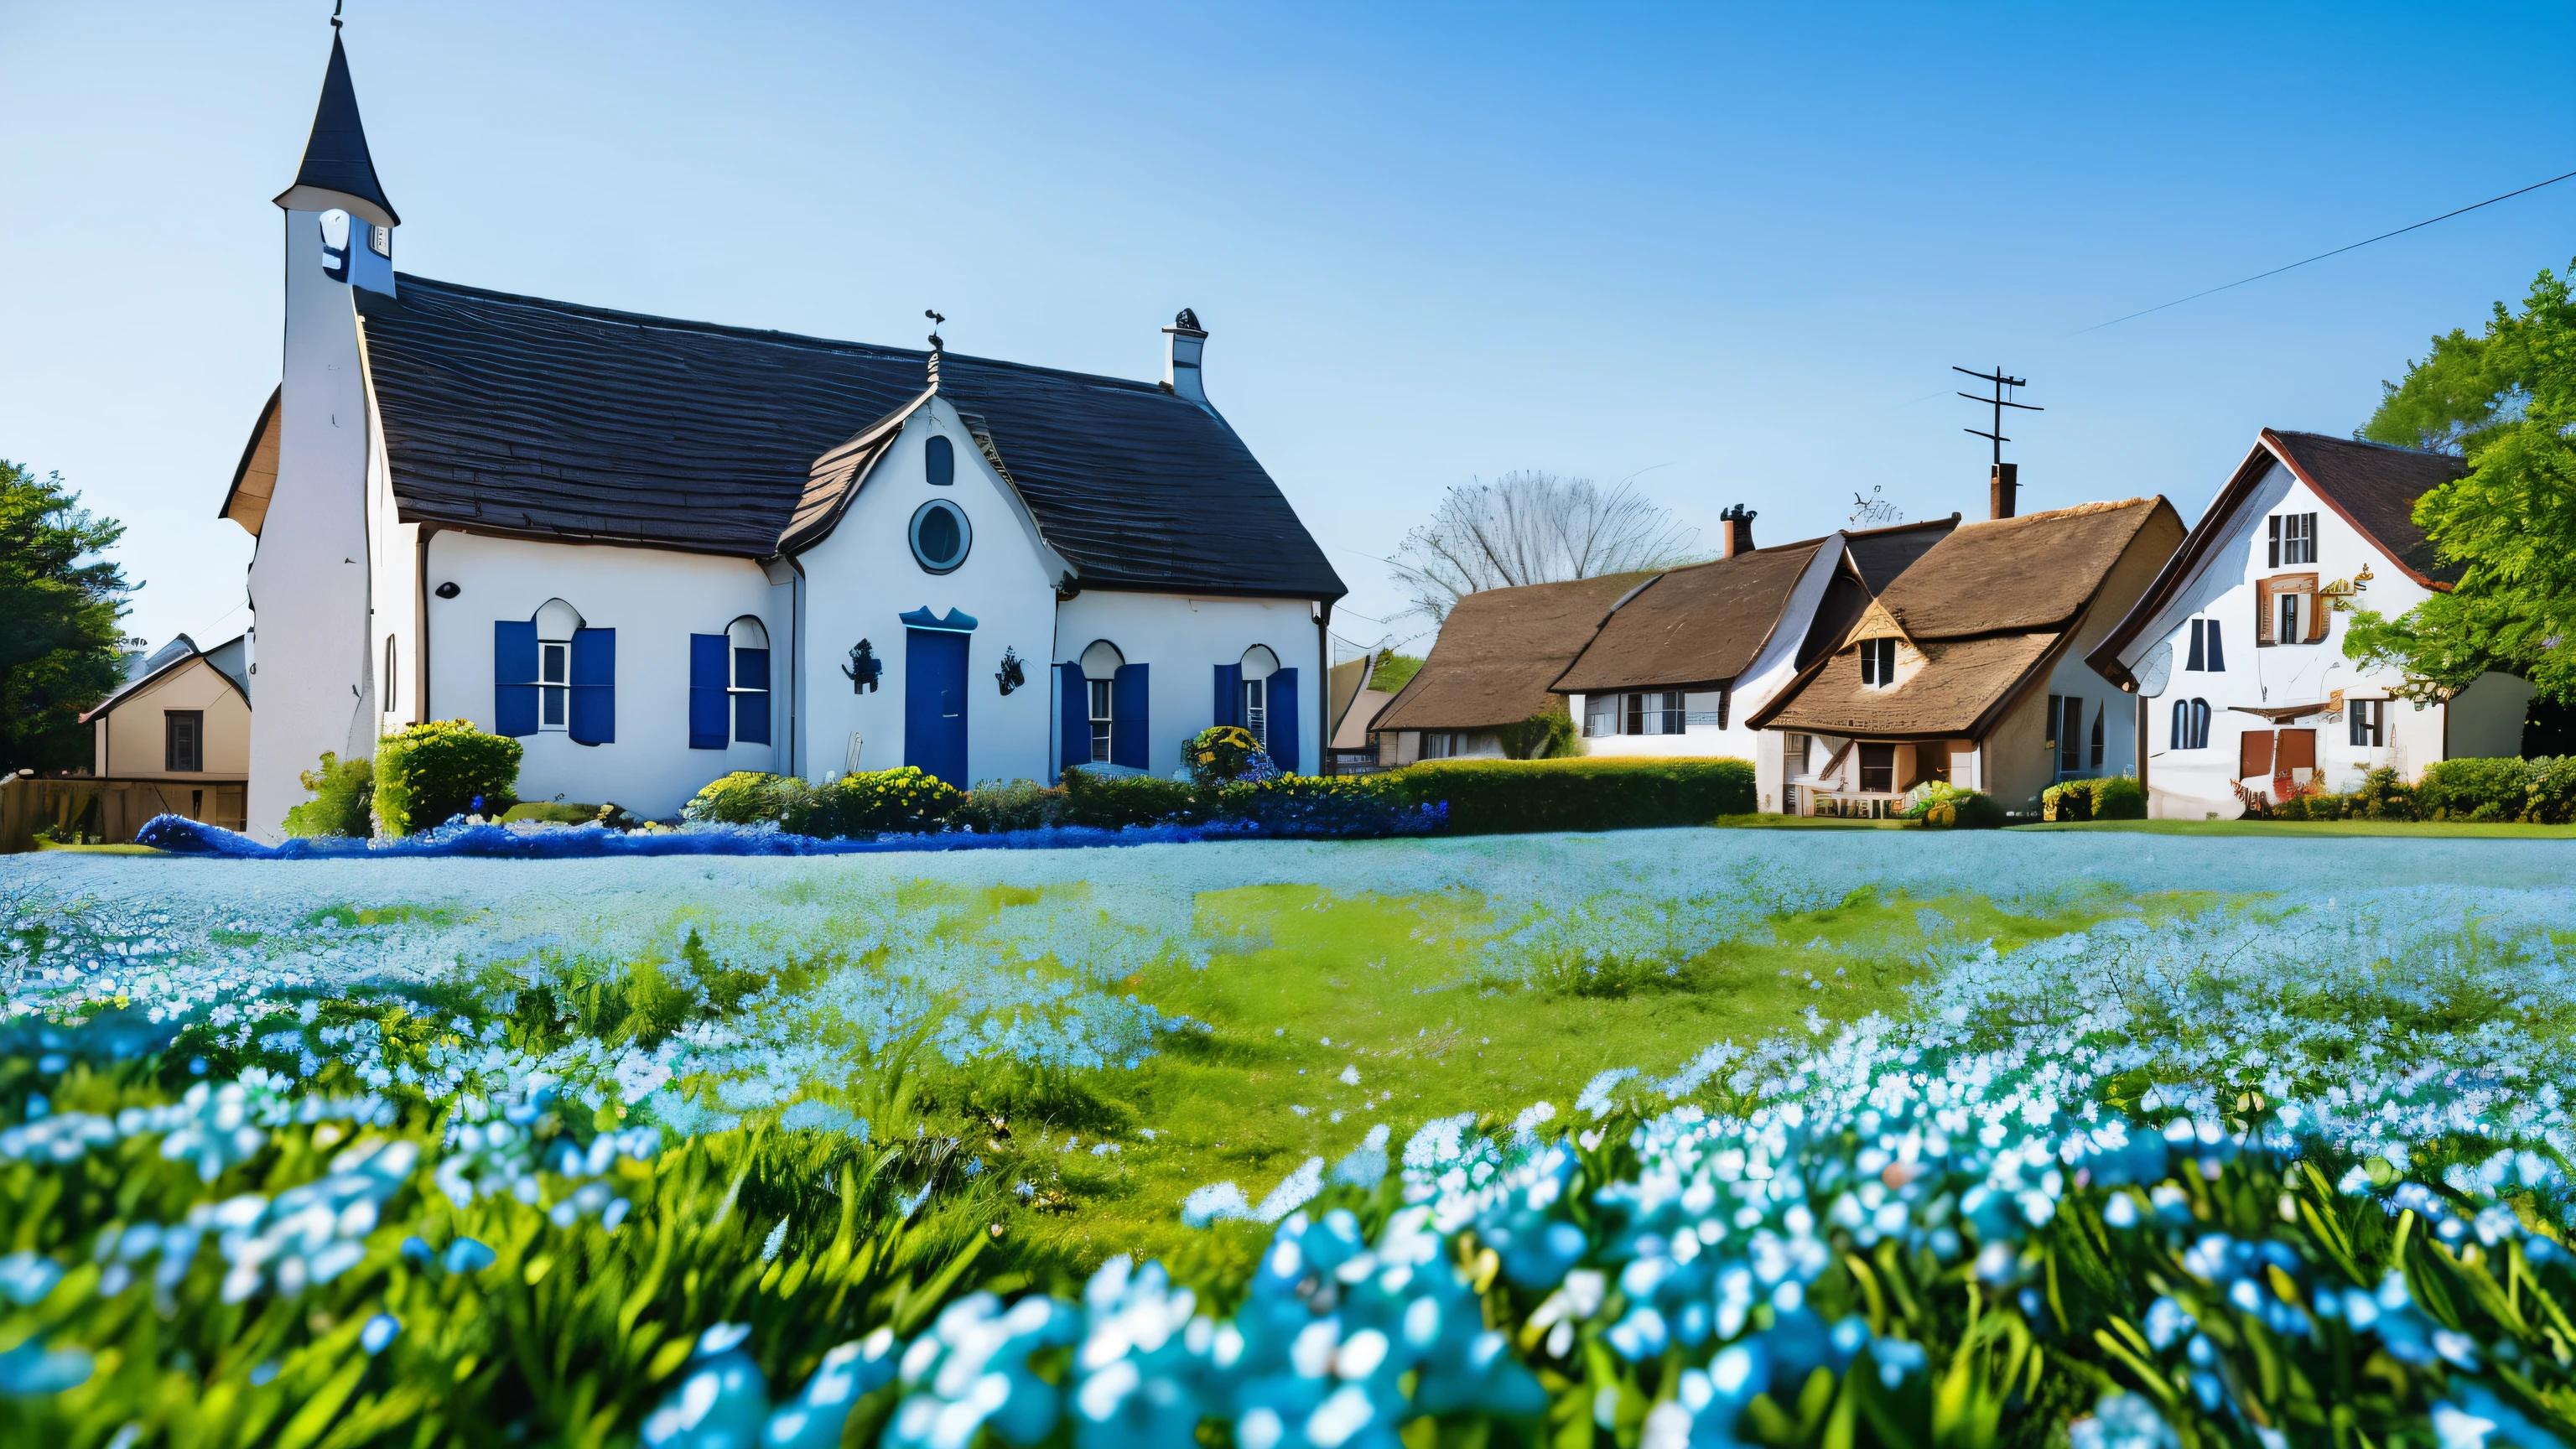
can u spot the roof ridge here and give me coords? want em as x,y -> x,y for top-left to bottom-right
2269,428 -> 2457,458
390,273 -> 1171,397
1970,496 -> 2152,524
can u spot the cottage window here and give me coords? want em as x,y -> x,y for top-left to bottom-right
1784,732 -> 1811,776
2350,698 -> 2386,748
926,434 -> 956,486
165,710 -> 205,773
1858,637 -> 1898,688
909,499 -> 971,574
1422,731 -> 1462,760
728,617 -> 771,745
2185,618 -> 2225,672
498,600 -> 614,743
1067,640 -> 1145,772
2277,590 -> 2304,645
1857,742 -> 1895,793
2171,697 -> 2211,750
1239,645 -> 1280,748
2268,512 -> 2317,568
1583,694 -> 1615,738
2054,695 -> 2084,776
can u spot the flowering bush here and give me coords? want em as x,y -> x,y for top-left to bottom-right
373,720 -> 522,835
1905,782 -> 2005,828
1184,725 -> 1277,787
829,767 -> 963,836
2040,776 -> 2145,822
282,750 -> 376,839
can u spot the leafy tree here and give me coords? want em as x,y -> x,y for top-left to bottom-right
1389,470 -> 1696,623
2345,263 -> 2576,703
0,462 -> 131,773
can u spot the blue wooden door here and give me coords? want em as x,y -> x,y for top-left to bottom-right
905,627 -> 970,786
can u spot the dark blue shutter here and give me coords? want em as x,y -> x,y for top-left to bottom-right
2205,621 -> 2225,673
1267,667 -> 1300,775
494,621 -> 539,737
1058,662 -> 1088,776
2185,621 -> 2205,672
569,628 -> 615,745
1112,663 -> 1150,770
1213,664 -> 1242,728
688,633 -> 729,749
735,648 -> 771,745
926,434 -> 955,486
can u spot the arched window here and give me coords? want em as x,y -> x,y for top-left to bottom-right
1239,645 -> 1280,747
319,209 -> 351,280
1078,640 -> 1124,763
2170,697 -> 2211,750
691,615 -> 772,749
925,434 -> 955,486
533,599 -> 584,730
497,600 -> 615,743
910,499 -> 971,574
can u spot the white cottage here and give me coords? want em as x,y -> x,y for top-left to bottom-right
225,36 -> 1344,837
2085,429 -> 2530,818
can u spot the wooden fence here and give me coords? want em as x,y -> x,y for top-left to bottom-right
0,776 -> 247,853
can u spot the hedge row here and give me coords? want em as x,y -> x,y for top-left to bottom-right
2039,776 -> 2145,823
2252,757 -> 2576,823
683,757 -> 1756,840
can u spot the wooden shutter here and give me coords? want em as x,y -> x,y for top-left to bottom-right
2277,727 -> 2316,771
734,647 -> 771,745
2304,581 -> 2329,642
1268,667 -> 1300,772
569,628 -> 616,745
494,621 -> 539,736
1212,664 -> 1242,728
1058,663 -> 1089,776
2238,728 -> 2273,779
2254,579 -> 2277,645
1112,662 -> 1150,770
688,634 -> 729,750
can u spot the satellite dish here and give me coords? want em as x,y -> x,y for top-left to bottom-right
2135,640 -> 2174,699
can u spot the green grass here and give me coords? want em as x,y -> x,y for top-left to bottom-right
2016,818 -> 2576,838
1710,813 -> 1918,830
29,839 -> 164,854
974,880 -> 2193,1278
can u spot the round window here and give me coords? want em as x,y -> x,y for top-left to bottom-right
910,499 -> 971,574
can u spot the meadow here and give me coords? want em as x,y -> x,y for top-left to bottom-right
5,828 -> 2575,1446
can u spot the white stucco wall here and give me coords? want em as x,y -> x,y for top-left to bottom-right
795,402 -> 1062,789
247,207 -> 378,838
361,353 -> 424,740
2127,460 -> 2480,818
423,532 -> 786,817
94,661 -> 252,780
1053,589 -> 1325,778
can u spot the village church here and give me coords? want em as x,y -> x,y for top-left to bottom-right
226,35 -> 1345,838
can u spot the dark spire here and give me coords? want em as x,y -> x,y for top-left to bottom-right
273,32 -> 399,227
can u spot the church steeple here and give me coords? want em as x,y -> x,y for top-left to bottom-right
273,32 -> 399,229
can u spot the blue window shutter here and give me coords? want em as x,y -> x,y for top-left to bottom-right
1112,662 -> 1150,770
734,648 -> 771,745
688,633 -> 728,750
1267,667 -> 1300,775
1057,663 -> 1088,776
1213,664 -> 1241,728
494,621 -> 538,736
569,628 -> 616,745
2185,621 -> 2204,672
2205,621 -> 2225,673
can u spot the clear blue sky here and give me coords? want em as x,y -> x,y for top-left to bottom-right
5,2 -> 2573,657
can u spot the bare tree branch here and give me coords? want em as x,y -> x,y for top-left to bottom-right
1388,471 -> 1699,623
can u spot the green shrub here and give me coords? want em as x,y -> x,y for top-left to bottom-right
1183,725 -> 1275,787
682,770 -> 805,828
2040,776 -> 2144,823
952,778 -> 1068,834
2525,756 -> 2576,824
497,801 -> 599,826
1059,768 -> 1202,829
1493,704 -> 1576,761
1383,757 -> 1753,834
283,750 -> 377,838
828,766 -> 961,835
1209,773 -> 1436,836
1920,788 -> 2006,828
2418,756 -> 2537,821
373,720 -> 520,835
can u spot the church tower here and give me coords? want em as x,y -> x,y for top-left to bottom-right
247,29 -> 399,838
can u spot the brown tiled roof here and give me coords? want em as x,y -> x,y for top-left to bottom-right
1843,515 -> 1961,591
1876,498 -> 2165,640
1551,540 -> 1826,693
1759,632 -> 2061,738
1370,574 -> 1652,732
2266,431 -> 2463,587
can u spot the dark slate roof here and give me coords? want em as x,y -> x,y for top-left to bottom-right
278,34 -> 398,226
2267,430 -> 2464,587
1842,515 -> 1960,592
354,276 -> 1345,600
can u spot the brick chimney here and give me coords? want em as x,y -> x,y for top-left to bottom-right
1720,503 -> 1758,558
1989,463 -> 2018,520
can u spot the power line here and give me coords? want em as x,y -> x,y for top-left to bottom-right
2081,166 -> 2576,333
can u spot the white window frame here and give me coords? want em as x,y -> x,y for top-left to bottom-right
538,641 -> 570,730
1858,637 -> 1898,689
1088,678 -> 1114,763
